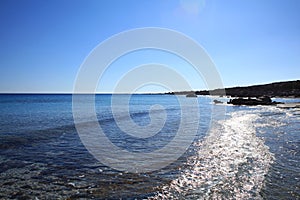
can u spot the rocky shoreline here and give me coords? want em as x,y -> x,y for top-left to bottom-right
166,80 -> 300,98
200,80 -> 300,98
166,80 -> 300,106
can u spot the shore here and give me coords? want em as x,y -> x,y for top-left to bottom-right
166,80 -> 300,98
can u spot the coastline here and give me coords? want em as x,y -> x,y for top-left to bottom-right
166,80 -> 300,98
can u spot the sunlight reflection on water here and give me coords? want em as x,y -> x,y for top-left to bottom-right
152,111 -> 274,199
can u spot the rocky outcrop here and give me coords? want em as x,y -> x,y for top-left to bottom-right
186,93 -> 197,98
227,96 -> 280,106
213,99 -> 223,104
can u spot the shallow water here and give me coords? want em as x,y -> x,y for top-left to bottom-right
0,94 -> 299,199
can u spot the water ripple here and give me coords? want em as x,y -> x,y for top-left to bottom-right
152,111 -> 274,199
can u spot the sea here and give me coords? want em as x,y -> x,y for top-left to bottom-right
0,94 -> 299,199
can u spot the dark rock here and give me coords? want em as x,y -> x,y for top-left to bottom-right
186,93 -> 197,98
228,96 -> 279,106
257,96 -> 272,103
213,100 -> 223,104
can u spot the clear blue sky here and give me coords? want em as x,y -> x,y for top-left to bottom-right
0,0 -> 299,93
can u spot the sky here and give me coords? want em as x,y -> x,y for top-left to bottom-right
0,0 -> 299,93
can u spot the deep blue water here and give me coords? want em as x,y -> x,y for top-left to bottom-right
0,94 -> 299,199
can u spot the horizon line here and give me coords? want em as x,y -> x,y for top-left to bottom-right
0,79 -> 298,95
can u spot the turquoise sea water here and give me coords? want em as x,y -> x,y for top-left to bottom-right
0,94 -> 299,199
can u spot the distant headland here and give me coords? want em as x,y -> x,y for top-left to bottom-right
166,80 -> 300,98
